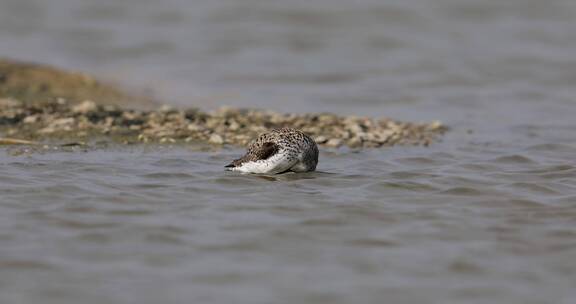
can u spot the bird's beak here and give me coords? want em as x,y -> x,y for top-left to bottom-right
224,163 -> 235,168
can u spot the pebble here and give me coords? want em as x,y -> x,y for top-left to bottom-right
326,138 -> 342,147
209,134 -> 224,145
23,115 -> 38,124
72,100 -> 97,113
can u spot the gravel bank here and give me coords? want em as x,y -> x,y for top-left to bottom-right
0,99 -> 446,148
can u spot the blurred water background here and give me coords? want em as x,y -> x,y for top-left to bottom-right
1,0 -> 576,303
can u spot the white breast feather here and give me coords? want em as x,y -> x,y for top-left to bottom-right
232,150 -> 297,174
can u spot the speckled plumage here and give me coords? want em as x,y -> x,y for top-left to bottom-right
225,128 -> 318,174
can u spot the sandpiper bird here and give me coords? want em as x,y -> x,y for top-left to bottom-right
225,128 -> 318,174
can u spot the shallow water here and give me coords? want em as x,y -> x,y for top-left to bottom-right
2,140 -> 576,304
2,0 -> 576,303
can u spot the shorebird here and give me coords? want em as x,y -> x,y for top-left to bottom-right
225,128 -> 318,174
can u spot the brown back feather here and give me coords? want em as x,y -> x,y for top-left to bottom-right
226,141 -> 279,168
